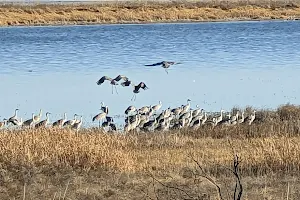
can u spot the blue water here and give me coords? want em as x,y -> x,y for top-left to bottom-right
1,21 -> 300,126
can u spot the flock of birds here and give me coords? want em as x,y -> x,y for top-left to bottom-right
96,61 -> 181,100
121,99 -> 256,132
0,99 -> 256,133
0,59 -> 257,133
96,74 -> 148,101
0,108 -> 84,131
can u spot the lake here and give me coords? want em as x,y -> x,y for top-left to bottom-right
1,21 -> 300,127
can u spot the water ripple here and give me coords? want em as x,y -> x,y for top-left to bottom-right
1,21 -> 300,121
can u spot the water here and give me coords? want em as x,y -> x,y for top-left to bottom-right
1,21 -> 300,126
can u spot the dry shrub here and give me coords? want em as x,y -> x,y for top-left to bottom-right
277,103 -> 300,121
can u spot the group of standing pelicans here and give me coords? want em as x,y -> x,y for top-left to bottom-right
0,61 -> 257,132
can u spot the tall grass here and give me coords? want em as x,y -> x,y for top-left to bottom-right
0,0 -> 300,26
1,104 -> 300,177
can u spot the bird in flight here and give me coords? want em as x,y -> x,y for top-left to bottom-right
96,75 -> 129,94
132,82 -> 149,101
145,61 -> 182,74
120,80 -> 149,101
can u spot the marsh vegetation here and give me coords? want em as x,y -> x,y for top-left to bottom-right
1,104 -> 300,199
1,0 -> 300,26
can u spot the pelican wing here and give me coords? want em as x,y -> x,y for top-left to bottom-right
144,61 -> 164,66
114,75 -> 129,82
121,80 -> 134,87
138,82 -> 149,90
96,76 -> 112,85
166,61 -> 182,65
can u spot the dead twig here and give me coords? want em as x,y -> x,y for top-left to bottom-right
148,172 -> 194,200
232,154 -> 243,200
227,139 -> 243,200
188,154 -> 224,200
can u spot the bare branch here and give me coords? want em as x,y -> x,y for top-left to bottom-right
233,154 -> 243,200
148,172 -> 194,200
151,176 -> 160,200
139,179 -> 157,200
141,187 -> 157,200
188,154 -> 224,200
227,140 -> 243,200
146,150 -> 243,200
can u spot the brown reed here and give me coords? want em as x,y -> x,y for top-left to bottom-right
1,0 -> 300,26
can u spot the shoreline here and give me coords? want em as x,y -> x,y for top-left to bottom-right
1,1 -> 300,27
1,18 -> 299,28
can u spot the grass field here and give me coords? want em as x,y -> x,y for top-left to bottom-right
0,0 -> 300,26
1,104 -> 300,199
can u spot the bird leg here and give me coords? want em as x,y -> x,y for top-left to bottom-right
131,94 -> 137,101
111,85 -> 114,94
114,85 -> 119,94
165,69 -> 169,74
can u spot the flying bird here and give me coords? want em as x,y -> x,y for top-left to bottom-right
96,76 -> 119,94
134,82 -> 149,91
113,75 -> 129,82
97,75 -> 130,94
131,82 -> 149,101
145,61 -> 182,74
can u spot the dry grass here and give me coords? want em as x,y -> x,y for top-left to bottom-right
1,104 -> 300,199
1,104 -> 300,175
1,126 -> 300,175
1,0 -> 300,26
